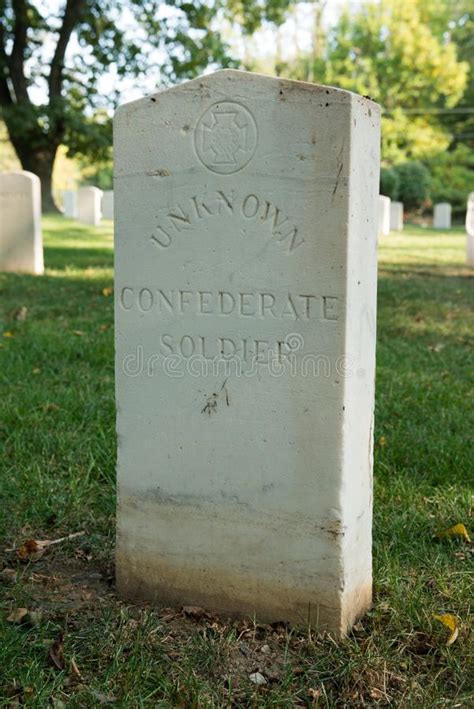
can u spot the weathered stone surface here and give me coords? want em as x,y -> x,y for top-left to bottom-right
0,171 -> 43,274
434,202 -> 451,229
390,201 -> 403,231
466,192 -> 474,265
78,186 -> 102,225
102,191 -> 114,219
114,70 -> 380,634
62,190 -> 78,218
378,195 -> 391,236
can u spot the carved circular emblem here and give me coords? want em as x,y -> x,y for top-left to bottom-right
194,101 -> 257,174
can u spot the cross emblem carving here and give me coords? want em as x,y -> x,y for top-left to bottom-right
195,102 -> 258,174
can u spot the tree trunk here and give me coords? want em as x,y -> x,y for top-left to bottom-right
20,147 -> 60,213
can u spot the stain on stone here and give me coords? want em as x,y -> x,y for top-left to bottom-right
147,168 -> 170,177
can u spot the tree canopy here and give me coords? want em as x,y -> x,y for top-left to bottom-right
286,0 -> 469,166
0,0 -> 290,210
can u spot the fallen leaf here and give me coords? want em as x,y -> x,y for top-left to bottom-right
32,368 -> 42,375
3,331 -> 14,338
102,287 -> 113,297
73,330 -> 84,336
292,666 -> 305,676
308,687 -> 321,700
182,605 -> 212,621
437,523 -> 471,543
378,435 -> 387,447
428,343 -> 445,353
433,613 -> 459,646
49,634 -> 65,670
17,539 -> 46,561
7,607 -> 28,623
70,657 -> 82,678
13,531 -> 86,562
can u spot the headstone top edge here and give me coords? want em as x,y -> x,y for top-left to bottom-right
79,185 -> 103,193
114,69 -> 381,119
0,170 -> 40,184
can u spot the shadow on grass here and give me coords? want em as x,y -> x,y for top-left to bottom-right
45,245 -> 114,271
0,269 -> 113,323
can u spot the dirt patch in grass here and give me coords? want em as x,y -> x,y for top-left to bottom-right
2,547 -> 471,706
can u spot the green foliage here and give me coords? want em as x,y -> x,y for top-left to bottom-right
381,110 -> 451,166
416,0 -> 474,151
426,145 -> 474,217
393,162 -> 431,210
285,0 -> 468,165
0,120 -> 20,170
380,167 -> 399,200
80,160 -> 113,191
0,0 -> 291,208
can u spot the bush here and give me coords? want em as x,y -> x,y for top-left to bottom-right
393,162 -> 431,210
425,145 -> 474,220
380,167 -> 400,199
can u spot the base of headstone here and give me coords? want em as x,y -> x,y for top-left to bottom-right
116,545 -> 372,631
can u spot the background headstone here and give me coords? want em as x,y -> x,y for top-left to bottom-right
390,201 -> 403,231
433,202 -> 451,229
78,186 -> 103,225
102,190 -> 114,219
378,195 -> 391,236
466,192 -> 474,266
114,70 -> 380,634
0,170 -> 43,274
62,190 -> 78,218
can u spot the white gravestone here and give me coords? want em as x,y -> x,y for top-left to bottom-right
466,192 -> 474,266
434,202 -> 451,229
78,186 -> 102,225
390,201 -> 403,231
102,190 -> 114,219
0,171 -> 43,274
114,70 -> 380,634
378,195 -> 391,235
62,190 -> 78,218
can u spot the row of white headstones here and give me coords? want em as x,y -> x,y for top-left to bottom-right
62,187 -> 114,224
378,194 -> 474,265
0,171 -> 472,276
378,196 -> 460,234
0,176 -> 113,274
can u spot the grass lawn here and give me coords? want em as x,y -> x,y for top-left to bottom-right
0,217 -> 472,706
